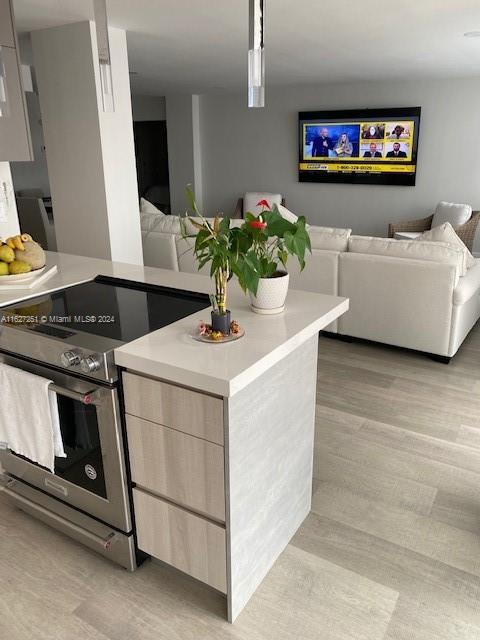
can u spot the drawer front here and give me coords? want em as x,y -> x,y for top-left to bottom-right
126,414 -> 225,522
133,488 -> 227,593
123,372 -> 224,445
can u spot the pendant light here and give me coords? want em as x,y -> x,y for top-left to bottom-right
93,0 -> 114,112
248,0 -> 265,108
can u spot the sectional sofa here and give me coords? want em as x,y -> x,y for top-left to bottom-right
141,214 -> 480,360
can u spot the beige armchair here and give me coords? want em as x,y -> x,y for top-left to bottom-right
388,211 -> 480,251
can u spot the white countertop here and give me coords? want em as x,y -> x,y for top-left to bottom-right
0,252 -> 348,396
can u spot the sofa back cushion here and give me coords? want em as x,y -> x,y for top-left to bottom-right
309,226 -> 352,251
432,201 -> 472,229
348,235 -> 465,277
243,192 -> 282,215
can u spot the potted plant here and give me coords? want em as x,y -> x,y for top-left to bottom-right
233,199 -> 311,313
181,187 -> 238,334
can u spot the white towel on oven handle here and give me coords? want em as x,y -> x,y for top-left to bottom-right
0,363 -> 66,473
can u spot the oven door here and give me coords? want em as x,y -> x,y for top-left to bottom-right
0,352 -> 132,533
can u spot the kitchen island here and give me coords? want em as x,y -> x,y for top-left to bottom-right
0,251 -> 348,622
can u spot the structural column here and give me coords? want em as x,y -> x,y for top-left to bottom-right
32,21 -> 143,264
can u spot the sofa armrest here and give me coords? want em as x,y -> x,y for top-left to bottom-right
455,211 -> 480,251
339,253 -> 457,355
453,260 -> 480,305
388,214 -> 433,238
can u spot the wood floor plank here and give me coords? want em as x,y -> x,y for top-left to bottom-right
313,452 -> 437,516
312,483 -> 480,577
318,430 -> 480,502
430,490 -> 480,535
359,419 -> 480,473
384,595 -> 480,640
292,512 -> 480,629
317,359 -> 395,389
316,380 -> 461,442
76,545 -> 398,640
456,424 -> 480,450
318,337 -> 476,393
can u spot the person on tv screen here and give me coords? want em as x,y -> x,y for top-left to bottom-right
334,133 -> 353,157
363,142 -> 382,158
311,127 -> 333,157
363,125 -> 382,139
386,142 -> 407,158
390,124 -> 406,139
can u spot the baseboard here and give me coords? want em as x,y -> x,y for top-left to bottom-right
474,252 -> 480,258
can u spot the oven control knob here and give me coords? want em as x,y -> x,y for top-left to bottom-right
80,355 -> 101,374
61,350 -> 81,367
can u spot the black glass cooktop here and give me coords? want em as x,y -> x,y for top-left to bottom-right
6,276 -> 210,343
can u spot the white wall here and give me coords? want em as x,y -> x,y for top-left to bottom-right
32,21 -> 143,265
0,162 -> 20,238
166,94 -> 203,214
131,95 -> 166,121
199,77 -> 480,252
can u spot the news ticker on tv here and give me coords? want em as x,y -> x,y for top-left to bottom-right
299,162 -> 416,174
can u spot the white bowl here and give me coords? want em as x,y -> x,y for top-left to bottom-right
0,266 -> 46,284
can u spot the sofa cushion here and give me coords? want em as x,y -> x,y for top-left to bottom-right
243,192 -> 282,215
417,222 -> 475,275
453,259 -> 480,305
348,235 -> 465,278
432,201 -> 472,229
140,198 -> 166,232
309,227 -> 351,251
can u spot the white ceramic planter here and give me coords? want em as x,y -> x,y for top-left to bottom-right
250,271 -> 289,314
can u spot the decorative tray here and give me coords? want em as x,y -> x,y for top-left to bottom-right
191,319 -> 245,344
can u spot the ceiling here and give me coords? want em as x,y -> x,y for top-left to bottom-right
13,0 -> 480,96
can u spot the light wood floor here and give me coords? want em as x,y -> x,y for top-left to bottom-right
2,324 -> 480,639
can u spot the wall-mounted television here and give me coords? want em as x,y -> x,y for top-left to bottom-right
299,107 -> 421,186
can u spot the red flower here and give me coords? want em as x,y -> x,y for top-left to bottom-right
249,220 -> 267,230
256,199 -> 271,209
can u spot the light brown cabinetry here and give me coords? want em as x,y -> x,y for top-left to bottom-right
126,414 -> 225,522
133,488 -> 227,593
123,371 -> 224,445
0,0 -> 33,161
124,372 -> 227,592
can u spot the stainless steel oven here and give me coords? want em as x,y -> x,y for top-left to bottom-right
0,275 -> 210,570
0,352 -> 136,570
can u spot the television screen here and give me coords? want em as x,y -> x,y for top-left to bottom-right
299,107 -> 421,186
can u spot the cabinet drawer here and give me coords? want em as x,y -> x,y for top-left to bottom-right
126,414 -> 225,521
133,488 -> 227,593
123,372 -> 224,445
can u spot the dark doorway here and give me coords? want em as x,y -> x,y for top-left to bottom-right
133,120 -> 171,214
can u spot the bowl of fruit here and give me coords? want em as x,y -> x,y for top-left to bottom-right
0,234 -> 47,283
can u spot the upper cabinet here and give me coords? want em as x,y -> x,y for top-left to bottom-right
0,0 -> 14,47
0,0 -> 33,161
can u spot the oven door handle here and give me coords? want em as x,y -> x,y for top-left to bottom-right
50,384 -> 99,405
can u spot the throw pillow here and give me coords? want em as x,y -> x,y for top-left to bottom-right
140,197 -> 163,214
417,222 -> 475,274
277,204 -> 298,224
140,198 -> 165,233
432,201 -> 472,229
